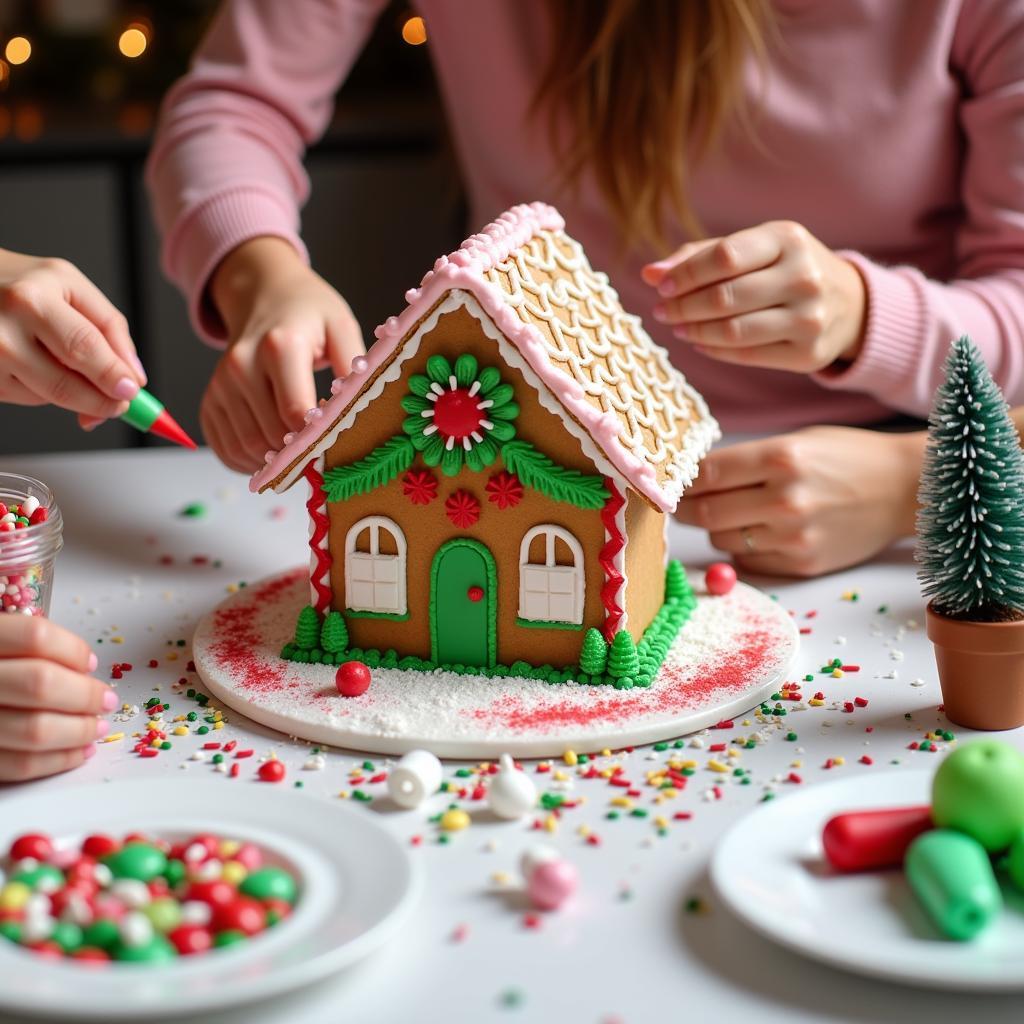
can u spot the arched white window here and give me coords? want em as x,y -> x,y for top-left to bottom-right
345,516 -> 407,615
518,525 -> 584,624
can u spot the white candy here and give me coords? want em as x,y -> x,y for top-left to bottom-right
119,911 -> 153,948
25,893 -> 50,918
0,513 -> 15,524
488,752 -> 537,819
110,878 -> 151,908
93,863 -> 113,887
194,858 -> 222,881
519,844 -> 560,882
21,914 -> 55,943
180,900 -> 212,926
13,857 -> 39,874
61,893 -> 94,926
21,496 -> 39,517
183,842 -> 208,862
303,754 -> 326,771
387,749 -> 442,809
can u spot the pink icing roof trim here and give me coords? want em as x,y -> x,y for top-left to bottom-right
249,201 -> 707,511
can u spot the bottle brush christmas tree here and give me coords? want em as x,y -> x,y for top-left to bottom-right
916,336 -> 1024,621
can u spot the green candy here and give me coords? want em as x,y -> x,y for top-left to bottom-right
932,740 -> 1024,852
111,934 -> 177,963
213,929 -> 247,948
1006,829 -> 1024,891
103,842 -> 168,882
239,867 -> 297,905
82,918 -> 119,950
50,921 -> 84,953
163,858 -> 187,889
905,829 -> 1002,941
143,897 -> 182,934
0,920 -> 22,943
11,864 -> 64,891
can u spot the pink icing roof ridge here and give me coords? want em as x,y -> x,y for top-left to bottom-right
249,201 -> 703,511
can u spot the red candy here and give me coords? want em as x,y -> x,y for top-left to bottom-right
704,562 -> 737,597
257,760 -> 286,783
169,925 -> 213,956
186,880 -> 236,908
81,834 -> 118,859
213,896 -> 266,936
822,805 -> 933,872
10,833 -> 53,861
72,946 -> 111,964
335,661 -> 371,698
263,897 -> 292,923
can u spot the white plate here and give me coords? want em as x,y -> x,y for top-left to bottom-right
710,771 -> 1024,992
0,778 -> 420,1019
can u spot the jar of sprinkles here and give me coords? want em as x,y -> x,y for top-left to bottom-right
0,473 -> 63,618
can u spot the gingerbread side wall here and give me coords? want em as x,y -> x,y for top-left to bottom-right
322,300 -> 609,668
622,491 -> 667,641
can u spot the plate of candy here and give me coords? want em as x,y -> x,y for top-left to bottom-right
711,740 -> 1024,991
0,777 -> 420,1019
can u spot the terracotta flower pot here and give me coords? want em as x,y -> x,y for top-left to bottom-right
926,602 -> 1024,730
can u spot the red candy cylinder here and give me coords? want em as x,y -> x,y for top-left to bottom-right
822,805 -> 933,872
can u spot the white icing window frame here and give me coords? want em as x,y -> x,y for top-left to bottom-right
344,516 -> 407,615
518,525 -> 585,625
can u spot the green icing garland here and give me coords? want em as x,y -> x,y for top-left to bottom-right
321,436 -> 415,503
280,562 -> 696,688
499,440 -> 609,510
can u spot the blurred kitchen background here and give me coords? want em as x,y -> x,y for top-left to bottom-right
0,0 -> 461,455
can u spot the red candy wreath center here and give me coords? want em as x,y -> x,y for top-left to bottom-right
432,389 -> 483,440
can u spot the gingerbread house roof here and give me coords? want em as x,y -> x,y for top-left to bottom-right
250,202 -> 719,512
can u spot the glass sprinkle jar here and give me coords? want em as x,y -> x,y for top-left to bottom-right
0,473 -> 63,618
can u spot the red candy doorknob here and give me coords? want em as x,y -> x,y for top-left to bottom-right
467,585 -> 484,603
336,660 -> 371,697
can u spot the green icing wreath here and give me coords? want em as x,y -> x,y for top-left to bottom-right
400,354 -> 519,476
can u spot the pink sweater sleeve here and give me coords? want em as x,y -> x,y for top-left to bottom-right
145,0 -> 388,343
813,0 -> 1024,415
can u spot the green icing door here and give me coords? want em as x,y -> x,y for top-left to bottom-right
430,539 -> 497,668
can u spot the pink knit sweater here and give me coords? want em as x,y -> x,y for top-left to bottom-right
146,0 -> 1024,433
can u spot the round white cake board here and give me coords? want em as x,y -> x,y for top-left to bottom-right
193,568 -> 799,759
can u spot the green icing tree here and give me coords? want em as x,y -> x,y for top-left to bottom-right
294,605 -> 322,650
320,611 -> 349,654
607,630 -> 639,680
665,561 -> 688,600
917,336 -> 1024,619
579,628 -> 609,676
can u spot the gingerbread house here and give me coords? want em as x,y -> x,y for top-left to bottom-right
251,203 -> 718,682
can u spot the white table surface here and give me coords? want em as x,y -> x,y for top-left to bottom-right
1,447 -> 1021,1024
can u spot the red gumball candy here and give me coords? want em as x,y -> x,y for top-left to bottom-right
28,940 -> 64,960
10,833 -> 53,862
72,946 -> 111,965
81,834 -> 118,859
705,562 -> 737,596
335,661 -> 371,698
169,924 -> 214,956
257,760 -> 286,783
213,896 -> 266,936
186,880 -> 237,909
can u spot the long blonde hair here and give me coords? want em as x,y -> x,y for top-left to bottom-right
533,0 -> 771,252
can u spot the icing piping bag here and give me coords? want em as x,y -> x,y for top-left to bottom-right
121,387 -> 197,449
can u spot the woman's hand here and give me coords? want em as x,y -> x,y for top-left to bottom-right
0,250 -> 146,426
676,426 -> 924,577
642,221 -> 867,373
203,237 -> 365,474
0,616 -> 116,781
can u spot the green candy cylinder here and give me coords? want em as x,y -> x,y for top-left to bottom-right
905,829 -> 1002,941
121,388 -> 164,432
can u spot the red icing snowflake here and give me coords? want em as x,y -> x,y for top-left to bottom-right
445,490 -> 481,529
402,469 -> 438,505
485,471 -> 524,510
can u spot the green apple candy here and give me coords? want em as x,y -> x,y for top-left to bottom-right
931,740 -> 1024,853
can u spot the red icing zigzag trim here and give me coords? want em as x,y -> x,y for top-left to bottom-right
599,478 -> 626,642
304,461 -> 333,613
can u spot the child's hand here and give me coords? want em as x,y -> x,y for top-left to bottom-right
642,221 -> 866,373
0,616 -> 116,781
0,249 -> 146,426
204,237 -> 365,473
676,426 -> 923,577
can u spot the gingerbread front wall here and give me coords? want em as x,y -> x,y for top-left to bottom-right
319,300 -> 664,667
